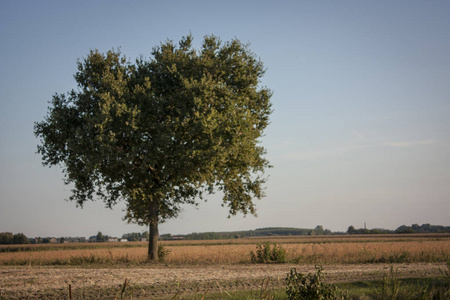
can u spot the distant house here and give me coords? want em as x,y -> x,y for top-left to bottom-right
108,237 -> 119,243
172,236 -> 184,240
49,238 -> 57,243
119,238 -> 128,242
88,237 -> 97,242
140,238 -> 147,242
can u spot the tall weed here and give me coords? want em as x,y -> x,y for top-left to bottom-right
372,264 -> 450,299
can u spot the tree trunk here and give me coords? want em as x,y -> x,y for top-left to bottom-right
148,220 -> 159,262
148,201 -> 159,262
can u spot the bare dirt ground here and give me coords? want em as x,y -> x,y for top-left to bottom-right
0,263 -> 446,299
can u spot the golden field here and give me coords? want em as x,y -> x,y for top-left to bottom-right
0,234 -> 449,266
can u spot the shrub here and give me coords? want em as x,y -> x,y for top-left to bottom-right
285,265 -> 346,300
250,242 -> 287,263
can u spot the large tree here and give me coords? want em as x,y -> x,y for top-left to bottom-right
35,35 -> 272,261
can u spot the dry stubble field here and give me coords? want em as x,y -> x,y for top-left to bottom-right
0,234 -> 449,299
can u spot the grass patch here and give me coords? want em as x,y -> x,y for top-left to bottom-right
157,276 -> 450,299
335,276 -> 449,299
162,289 -> 287,299
163,276 -> 450,300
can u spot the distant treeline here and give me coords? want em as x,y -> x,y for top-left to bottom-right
122,231 -> 149,241
394,224 -> 450,234
347,223 -> 450,235
89,231 -> 149,242
160,224 -> 450,241
2,223 -> 449,244
0,233 -> 88,245
160,226 -> 334,240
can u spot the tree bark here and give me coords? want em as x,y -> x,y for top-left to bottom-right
148,201 -> 159,262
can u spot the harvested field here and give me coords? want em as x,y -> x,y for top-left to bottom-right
0,263 -> 446,299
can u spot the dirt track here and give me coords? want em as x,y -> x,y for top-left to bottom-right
0,263 -> 446,299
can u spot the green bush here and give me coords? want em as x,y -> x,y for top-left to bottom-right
285,265 -> 346,300
250,242 -> 287,263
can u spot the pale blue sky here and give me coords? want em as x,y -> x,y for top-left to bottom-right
1,1 -> 449,238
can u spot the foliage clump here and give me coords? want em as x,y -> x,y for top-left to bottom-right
250,242 -> 287,263
285,265 -> 346,300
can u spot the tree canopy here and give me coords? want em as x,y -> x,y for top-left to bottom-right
35,35 -> 272,261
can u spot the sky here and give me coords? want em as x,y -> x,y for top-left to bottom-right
1,1 -> 449,238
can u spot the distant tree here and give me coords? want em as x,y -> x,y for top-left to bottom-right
60,237 -> 65,243
34,34 -> 272,261
0,232 -> 13,244
324,229 -> 332,235
422,223 -> 433,232
13,233 -> 29,244
347,226 -> 356,234
411,224 -> 422,232
96,232 -> 106,242
42,238 -> 50,243
315,225 -> 324,235
396,225 -> 414,233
